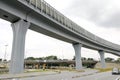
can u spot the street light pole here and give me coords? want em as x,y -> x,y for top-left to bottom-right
4,44 -> 8,61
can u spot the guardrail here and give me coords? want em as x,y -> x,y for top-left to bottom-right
25,0 -> 90,35
22,0 -> 120,51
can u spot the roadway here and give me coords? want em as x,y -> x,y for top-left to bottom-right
8,70 -> 120,80
73,71 -> 119,80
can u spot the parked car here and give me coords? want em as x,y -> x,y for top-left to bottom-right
112,67 -> 120,74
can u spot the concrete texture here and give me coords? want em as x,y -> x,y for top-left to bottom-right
73,43 -> 82,70
10,20 -> 30,74
99,50 -> 106,68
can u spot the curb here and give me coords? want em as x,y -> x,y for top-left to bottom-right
0,72 -> 59,79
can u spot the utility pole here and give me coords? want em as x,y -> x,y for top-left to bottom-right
3,44 -> 8,68
4,44 -> 8,61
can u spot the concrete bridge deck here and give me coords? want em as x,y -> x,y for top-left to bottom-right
0,0 -> 120,55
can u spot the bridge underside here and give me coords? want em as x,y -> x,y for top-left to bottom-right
0,0 -> 120,55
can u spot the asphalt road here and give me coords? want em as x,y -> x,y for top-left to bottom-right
15,71 -> 120,80
73,71 -> 120,80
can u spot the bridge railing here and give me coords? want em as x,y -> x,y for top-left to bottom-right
25,0 -> 82,32
23,0 -> 120,51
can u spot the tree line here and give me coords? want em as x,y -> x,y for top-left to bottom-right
25,55 -> 58,60
0,56 -> 120,62
24,56 -> 120,63
25,55 -> 95,61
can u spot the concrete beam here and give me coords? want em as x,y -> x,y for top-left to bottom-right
9,20 -> 30,74
73,43 -> 82,70
99,50 -> 106,68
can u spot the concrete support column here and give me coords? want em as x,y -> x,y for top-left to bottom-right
73,43 -> 82,70
98,50 -> 106,68
9,20 -> 30,74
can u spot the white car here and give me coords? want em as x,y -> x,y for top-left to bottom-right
112,68 -> 119,74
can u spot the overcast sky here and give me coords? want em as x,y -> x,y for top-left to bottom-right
0,0 -> 120,60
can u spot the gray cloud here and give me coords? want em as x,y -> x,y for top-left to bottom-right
62,0 -> 120,28
98,11 -> 120,27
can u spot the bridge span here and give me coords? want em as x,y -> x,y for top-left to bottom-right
0,0 -> 120,74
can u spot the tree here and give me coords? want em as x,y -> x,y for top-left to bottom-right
45,55 -> 58,60
25,55 -> 58,60
36,57 -> 44,60
26,57 -> 36,60
105,57 -> 114,62
73,56 -> 87,61
72,56 -> 75,60
116,58 -> 120,62
0,58 -> 2,62
87,58 -> 94,61
3,59 -> 7,62
82,57 -> 86,61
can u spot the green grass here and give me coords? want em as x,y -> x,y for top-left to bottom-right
25,68 -> 85,73
25,69 -> 52,73
95,68 -> 112,72
50,68 -> 85,73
